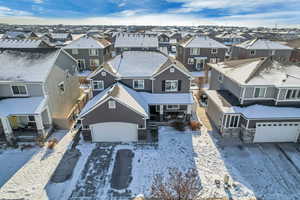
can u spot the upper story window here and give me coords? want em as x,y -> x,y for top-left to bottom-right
190,48 -> 200,55
211,48 -> 218,54
250,50 -> 256,56
108,100 -> 116,109
72,49 -> 78,55
11,85 -> 28,96
167,105 -> 180,110
90,59 -> 100,67
253,87 -> 266,98
271,50 -> 276,56
133,80 -> 144,90
165,80 -> 178,92
89,49 -> 98,56
92,80 -> 104,91
58,81 -> 65,94
286,89 -> 300,100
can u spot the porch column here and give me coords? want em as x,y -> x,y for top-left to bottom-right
1,117 -> 14,143
34,114 -> 45,137
159,105 -> 164,122
186,105 -> 192,121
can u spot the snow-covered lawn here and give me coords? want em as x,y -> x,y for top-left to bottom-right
0,146 -> 39,188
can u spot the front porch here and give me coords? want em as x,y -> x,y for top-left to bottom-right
148,104 -> 192,122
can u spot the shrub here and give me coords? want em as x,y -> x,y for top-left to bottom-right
171,121 -> 185,131
189,121 -> 202,131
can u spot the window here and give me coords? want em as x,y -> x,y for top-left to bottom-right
195,59 -> 205,71
72,49 -> 78,54
253,87 -> 266,98
11,85 -> 27,96
170,68 -> 175,73
218,73 -> 224,82
225,115 -> 240,128
165,80 -> 178,92
210,58 -> 217,63
133,80 -> 144,90
28,115 -> 35,122
90,59 -> 99,67
77,59 -> 85,71
286,89 -> 300,100
108,100 -> 116,109
58,82 -> 65,93
188,58 -> 194,65
101,71 -> 107,76
250,50 -> 256,56
190,48 -> 200,55
271,50 -> 276,55
211,48 -> 217,54
92,81 -> 104,90
167,105 -> 179,110
89,49 -> 98,56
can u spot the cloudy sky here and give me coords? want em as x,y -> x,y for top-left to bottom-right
0,0 -> 299,27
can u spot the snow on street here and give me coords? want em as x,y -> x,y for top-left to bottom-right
0,130 -> 76,200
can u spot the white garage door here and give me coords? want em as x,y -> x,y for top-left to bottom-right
254,122 -> 300,143
90,122 -> 138,142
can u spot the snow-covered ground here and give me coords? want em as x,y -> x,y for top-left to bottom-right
0,130 -> 76,199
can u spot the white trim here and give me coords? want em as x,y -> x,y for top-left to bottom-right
166,104 -> 180,110
10,84 -> 28,97
88,68 -> 116,79
253,87 -> 267,98
165,80 -> 178,92
89,59 -> 100,68
89,49 -> 98,56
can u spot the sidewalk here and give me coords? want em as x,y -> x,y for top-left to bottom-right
0,130 -> 76,200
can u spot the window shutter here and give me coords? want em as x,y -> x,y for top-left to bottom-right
162,80 -> 165,91
178,80 -> 182,91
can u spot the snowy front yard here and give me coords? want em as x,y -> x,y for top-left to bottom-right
19,126 -> 300,200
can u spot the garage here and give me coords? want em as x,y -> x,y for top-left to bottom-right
254,122 -> 300,143
90,122 -> 138,142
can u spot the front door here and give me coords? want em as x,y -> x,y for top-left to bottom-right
77,59 -> 86,71
195,59 -> 205,71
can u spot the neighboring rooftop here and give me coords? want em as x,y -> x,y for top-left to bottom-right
114,33 -> 158,48
209,57 -> 300,87
179,35 -> 227,48
0,49 -> 59,82
236,38 -> 292,50
63,35 -> 111,49
0,39 -> 52,49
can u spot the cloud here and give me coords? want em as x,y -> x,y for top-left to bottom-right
115,9 -> 147,17
0,6 -> 32,16
33,0 -> 43,3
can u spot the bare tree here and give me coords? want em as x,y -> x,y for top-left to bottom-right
150,168 -> 201,200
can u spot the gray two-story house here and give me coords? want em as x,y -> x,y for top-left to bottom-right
63,35 -> 112,76
231,38 -> 293,61
176,35 -> 228,84
0,49 -> 83,143
206,57 -> 300,143
79,51 -> 194,142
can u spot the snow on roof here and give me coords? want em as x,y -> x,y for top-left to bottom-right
63,36 -> 110,49
140,92 -> 193,105
236,38 -> 292,50
180,36 -> 227,49
114,33 -> 158,48
50,33 -> 70,39
233,104 -> 300,119
0,97 -> 46,117
108,51 -> 168,77
0,50 -> 59,82
80,83 -> 148,118
0,39 -> 49,49
211,58 -> 300,86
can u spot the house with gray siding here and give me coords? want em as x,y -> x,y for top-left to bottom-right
176,35 -> 227,84
114,33 -> 159,55
79,51 -> 194,142
63,35 -> 112,77
231,38 -> 293,61
0,49 -> 84,144
206,57 -> 300,143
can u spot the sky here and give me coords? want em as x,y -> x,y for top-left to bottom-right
0,0 -> 299,27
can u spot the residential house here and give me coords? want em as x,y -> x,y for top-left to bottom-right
206,57 -> 300,143
0,49 -> 84,143
50,32 -> 73,43
63,35 -> 112,77
79,51 -> 194,142
0,39 -> 54,51
2,31 -> 38,40
176,35 -> 228,84
231,38 -> 293,61
114,33 -> 159,55
285,39 -> 300,62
